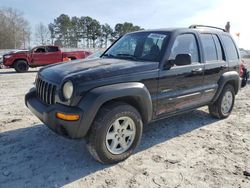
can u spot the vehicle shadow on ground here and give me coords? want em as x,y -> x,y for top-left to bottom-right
0,109 -> 217,187
0,70 -> 38,75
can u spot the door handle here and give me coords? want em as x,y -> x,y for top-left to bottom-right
191,68 -> 203,74
220,64 -> 228,69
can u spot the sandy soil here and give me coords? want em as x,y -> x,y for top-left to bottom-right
0,68 -> 249,188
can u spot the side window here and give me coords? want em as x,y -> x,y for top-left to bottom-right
47,46 -> 59,52
220,35 -> 239,61
170,34 -> 199,63
34,47 -> 46,53
200,34 -> 217,61
212,35 -> 224,61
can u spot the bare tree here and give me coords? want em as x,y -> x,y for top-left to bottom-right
34,22 -> 50,45
0,7 -> 31,49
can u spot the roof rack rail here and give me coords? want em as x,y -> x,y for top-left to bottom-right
189,25 -> 226,32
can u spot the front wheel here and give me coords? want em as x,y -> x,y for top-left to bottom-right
14,60 -> 29,73
209,84 -> 235,119
86,103 -> 143,164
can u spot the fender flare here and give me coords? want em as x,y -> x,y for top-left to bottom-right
76,82 -> 152,137
12,58 -> 29,67
212,71 -> 240,102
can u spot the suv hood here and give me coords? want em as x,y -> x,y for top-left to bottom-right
39,58 -> 159,84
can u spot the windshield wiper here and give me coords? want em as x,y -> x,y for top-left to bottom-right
116,53 -> 139,61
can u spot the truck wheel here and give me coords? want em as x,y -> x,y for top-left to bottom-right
86,102 -> 143,164
14,60 -> 29,73
209,84 -> 235,119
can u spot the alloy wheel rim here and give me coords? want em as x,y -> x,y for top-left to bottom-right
18,63 -> 26,71
221,91 -> 233,115
105,116 -> 136,155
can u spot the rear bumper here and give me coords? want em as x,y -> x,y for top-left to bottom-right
25,89 -> 84,138
241,70 -> 249,88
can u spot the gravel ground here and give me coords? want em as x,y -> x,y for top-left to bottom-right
0,68 -> 249,188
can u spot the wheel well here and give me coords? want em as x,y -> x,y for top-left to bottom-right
226,80 -> 239,94
12,59 -> 28,68
68,57 -> 76,60
100,96 -> 147,123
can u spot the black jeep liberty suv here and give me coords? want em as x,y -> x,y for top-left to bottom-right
25,25 -> 241,164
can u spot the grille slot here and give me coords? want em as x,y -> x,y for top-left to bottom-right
36,77 -> 56,105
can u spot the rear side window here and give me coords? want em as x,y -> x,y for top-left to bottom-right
200,34 -> 217,61
220,35 -> 239,61
47,46 -> 59,52
170,34 -> 199,63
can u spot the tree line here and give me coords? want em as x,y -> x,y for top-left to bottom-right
0,7 -> 31,49
44,14 -> 143,48
0,7 -> 143,49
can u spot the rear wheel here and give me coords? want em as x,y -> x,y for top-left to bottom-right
14,60 -> 29,73
86,102 -> 143,164
209,84 -> 235,119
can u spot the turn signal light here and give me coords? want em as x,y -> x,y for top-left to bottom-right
56,112 -> 80,121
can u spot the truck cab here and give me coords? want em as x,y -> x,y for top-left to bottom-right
30,46 -> 62,66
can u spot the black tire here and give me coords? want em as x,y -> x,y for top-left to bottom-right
86,102 -> 143,164
208,84 -> 235,119
14,60 -> 29,73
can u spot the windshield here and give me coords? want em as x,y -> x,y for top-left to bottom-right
103,32 -> 168,62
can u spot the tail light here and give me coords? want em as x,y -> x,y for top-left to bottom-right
239,61 -> 245,77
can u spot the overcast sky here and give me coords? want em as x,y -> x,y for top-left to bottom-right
1,0 -> 249,49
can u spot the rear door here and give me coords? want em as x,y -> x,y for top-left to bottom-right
44,46 -> 62,64
220,35 -> 240,72
200,33 -> 229,103
156,33 -> 204,117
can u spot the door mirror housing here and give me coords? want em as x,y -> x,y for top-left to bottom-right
174,54 -> 192,66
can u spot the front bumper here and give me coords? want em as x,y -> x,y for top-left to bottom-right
3,58 -> 13,66
25,89 -> 84,139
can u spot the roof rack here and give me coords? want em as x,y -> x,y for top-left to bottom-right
189,25 -> 226,32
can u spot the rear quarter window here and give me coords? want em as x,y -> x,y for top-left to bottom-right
47,46 -> 59,52
220,35 -> 239,61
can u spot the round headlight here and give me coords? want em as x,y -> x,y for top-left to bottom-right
63,81 -> 74,100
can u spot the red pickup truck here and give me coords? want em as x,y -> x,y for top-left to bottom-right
3,45 -> 91,72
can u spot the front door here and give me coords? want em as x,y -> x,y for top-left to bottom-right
156,33 -> 204,117
31,46 -> 47,65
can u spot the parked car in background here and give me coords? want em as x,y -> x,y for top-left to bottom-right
240,60 -> 249,87
3,45 -> 92,73
0,57 -> 3,69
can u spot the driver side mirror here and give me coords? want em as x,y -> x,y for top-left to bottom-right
174,54 -> 192,66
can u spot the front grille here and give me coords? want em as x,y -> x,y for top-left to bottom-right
36,77 -> 56,105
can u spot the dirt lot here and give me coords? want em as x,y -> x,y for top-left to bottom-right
0,68 -> 249,188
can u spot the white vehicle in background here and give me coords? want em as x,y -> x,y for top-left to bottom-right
0,56 -> 3,69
